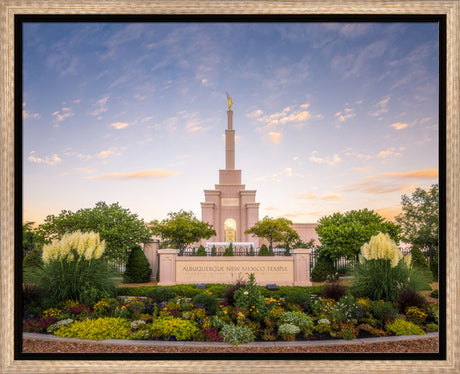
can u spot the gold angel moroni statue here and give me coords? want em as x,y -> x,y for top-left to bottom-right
226,92 -> 232,110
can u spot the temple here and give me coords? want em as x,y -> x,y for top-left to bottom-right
201,106 -> 261,246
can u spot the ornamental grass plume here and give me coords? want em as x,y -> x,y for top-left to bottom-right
39,231 -> 115,304
352,233 -> 429,302
42,230 -> 105,264
359,232 -> 409,268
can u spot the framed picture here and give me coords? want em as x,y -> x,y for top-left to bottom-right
1,1 -> 458,373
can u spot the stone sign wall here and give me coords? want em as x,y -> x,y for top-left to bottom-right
157,249 -> 312,286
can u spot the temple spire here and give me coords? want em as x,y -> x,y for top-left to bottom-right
225,96 -> 235,169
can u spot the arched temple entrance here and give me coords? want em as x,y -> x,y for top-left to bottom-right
224,218 -> 236,242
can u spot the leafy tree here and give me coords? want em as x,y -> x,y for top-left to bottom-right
395,184 -> 439,251
315,209 -> 401,262
22,222 -> 43,255
36,201 -> 152,266
245,216 -> 299,251
123,245 -> 152,283
150,210 -> 215,256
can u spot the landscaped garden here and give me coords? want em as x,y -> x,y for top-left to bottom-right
23,232 -> 438,347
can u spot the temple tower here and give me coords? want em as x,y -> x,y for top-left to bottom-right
201,100 -> 260,245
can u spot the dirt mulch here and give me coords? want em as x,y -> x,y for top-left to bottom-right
22,337 -> 439,354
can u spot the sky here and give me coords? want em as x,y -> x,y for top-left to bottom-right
22,21 -> 439,225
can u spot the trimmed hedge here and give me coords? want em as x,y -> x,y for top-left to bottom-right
116,284 -> 325,300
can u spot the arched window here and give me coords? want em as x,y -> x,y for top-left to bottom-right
224,218 -> 237,242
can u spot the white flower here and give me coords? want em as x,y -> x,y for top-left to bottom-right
243,291 -> 249,295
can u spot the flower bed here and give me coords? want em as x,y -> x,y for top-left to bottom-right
23,276 -> 439,346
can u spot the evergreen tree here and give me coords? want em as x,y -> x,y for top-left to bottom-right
211,245 -> 217,256
123,245 -> 152,283
223,242 -> 234,256
410,244 -> 433,281
311,255 -> 337,282
196,245 -> 207,256
258,244 -> 271,256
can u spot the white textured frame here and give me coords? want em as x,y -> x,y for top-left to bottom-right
1,1 -> 458,373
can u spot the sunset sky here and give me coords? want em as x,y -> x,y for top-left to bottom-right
22,21 -> 439,225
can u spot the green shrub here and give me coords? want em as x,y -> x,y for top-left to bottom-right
284,289 -> 310,309
410,244 -> 432,281
311,256 -> 336,282
279,311 -> 313,334
430,289 -> 438,299
54,317 -> 131,340
278,323 -> 300,340
385,318 -> 425,336
248,245 -> 255,256
195,245 -> 207,256
223,243 -> 234,256
39,231 -> 116,304
116,286 -> 153,297
370,300 -> 398,324
172,284 -> 201,298
352,233 -> 430,302
410,245 -> 429,271
191,292 -> 218,315
233,274 -> 267,322
150,317 -> 199,341
219,323 -> 255,346
123,245 -> 152,283
206,284 -> 231,298
211,245 -> 217,256
147,287 -> 175,302
23,248 -> 43,270
351,259 -> 431,302
426,323 -> 438,332
258,244 -> 271,256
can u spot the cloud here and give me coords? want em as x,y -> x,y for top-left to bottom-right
254,103 -> 318,130
335,107 -> 355,122
28,152 -> 62,166
296,192 -> 343,201
85,169 -> 180,180
74,167 -> 97,174
268,132 -> 282,144
90,96 -> 109,116
370,97 -> 390,118
341,181 -> 416,195
186,121 -> 205,133
339,23 -> 372,37
22,103 -> 41,120
365,168 -> 438,180
284,168 -> 292,177
247,109 -> 264,119
344,151 -> 372,161
390,122 -> 409,130
110,122 -> 130,130
377,147 -> 402,159
52,107 -> 74,122
309,151 -> 342,166
96,146 -> 127,160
